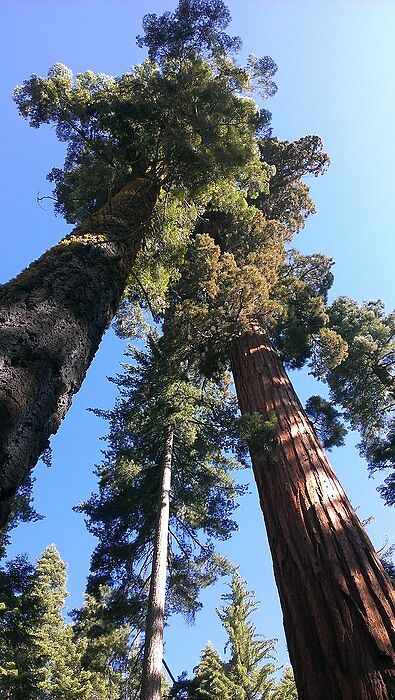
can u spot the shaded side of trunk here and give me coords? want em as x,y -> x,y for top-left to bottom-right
140,429 -> 174,700
230,330 -> 395,700
0,179 -> 158,527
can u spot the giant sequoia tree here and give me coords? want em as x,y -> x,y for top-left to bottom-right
0,0 -> 275,526
158,131 -> 395,697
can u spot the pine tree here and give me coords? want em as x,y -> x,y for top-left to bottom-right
0,545 -> 137,699
74,587 -> 140,699
218,573 -> 276,699
77,333 -> 245,699
193,643 -> 236,700
272,667 -> 298,700
0,555 -> 34,695
78,337 -> 243,616
15,545 -> 93,699
170,573 -> 297,700
140,428 -> 174,700
0,0 -> 274,526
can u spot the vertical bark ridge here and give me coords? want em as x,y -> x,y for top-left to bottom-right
230,329 -> 395,700
140,428 -> 174,700
0,178 -> 159,527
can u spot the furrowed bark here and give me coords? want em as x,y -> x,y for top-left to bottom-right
0,178 -> 159,527
230,329 -> 395,700
140,428 -> 174,700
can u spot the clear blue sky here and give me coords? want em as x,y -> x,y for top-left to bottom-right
1,0 -> 394,680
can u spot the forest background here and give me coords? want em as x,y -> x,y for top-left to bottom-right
1,0 -> 394,678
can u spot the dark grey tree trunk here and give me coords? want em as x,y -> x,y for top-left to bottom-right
0,178 -> 158,528
230,329 -> 395,700
140,428 -> 174,700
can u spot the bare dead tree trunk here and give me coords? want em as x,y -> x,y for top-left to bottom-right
230,329 -> 395,700
0,178 -> 159,527
140,428 -> 174,700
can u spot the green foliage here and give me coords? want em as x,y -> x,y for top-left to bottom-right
137,1 -> 277,100
14,0 -> 273,225
136,0 -> 242,63
116,189 -> 201,335
249,136 -> 348,379
0,555 -> 35,694
170,573 -> 297,699
305,395 -> 347,450
325,297 -> 395,504
218,573 -> 276,699
14,0 -> 339,393
0,547 -> 138,699
271,250 -> 347,372
12,0 -> 279,363
308,327 -> 349,379
76,334 -> 246,629
257,136 -> 330,234
236,412 -> 278,456
16,545 -> 95,699
73,586 -> 140,698
271,667 -> 298,700
192,643 -> 237,699
157,128 -> 338,382
0,546 -> 89,699
163,232 -> 347,380
163,210 -> 286,377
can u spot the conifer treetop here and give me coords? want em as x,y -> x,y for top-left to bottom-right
170,572 -> 298,699
77,334 -> 246,627
13,0 -> 276,225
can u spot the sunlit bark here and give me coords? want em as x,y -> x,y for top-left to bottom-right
231,328 -> 395,700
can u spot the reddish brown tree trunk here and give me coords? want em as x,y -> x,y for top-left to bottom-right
140,429 -> 174,700
0,178 -> 158,528
230,329 -> 395,700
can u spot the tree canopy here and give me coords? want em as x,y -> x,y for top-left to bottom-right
13,0 -> 276,226
77,334 -> 246,628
